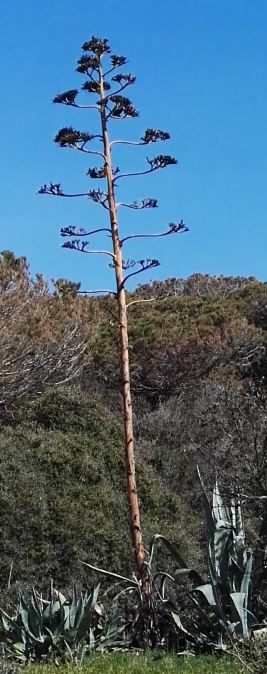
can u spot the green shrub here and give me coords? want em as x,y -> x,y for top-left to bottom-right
0,391 -> 199,596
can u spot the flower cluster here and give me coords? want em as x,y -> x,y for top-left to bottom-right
141,129 -> 170,144
109,95 -> 139,118
53,89 -> 78,105
54,127 -> 95,147
147,155 -> 177,170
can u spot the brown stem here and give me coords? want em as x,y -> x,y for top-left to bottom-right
98,62 -> 145,577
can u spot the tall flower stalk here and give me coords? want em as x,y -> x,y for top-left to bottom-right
40,36 -> 188,589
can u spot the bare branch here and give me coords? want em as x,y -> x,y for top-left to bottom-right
103,55 -> 128,77
110,139 -> 143,147
62,240 -> 115,259
79,289 -> 116,295
110,128 -> 170,147
87,189 -> 109,209
88,189 -> 108,201
71,103 -> 100,109
114,155 -> 177,183
101,74 -> 136,101
39,183 -> 92,199
120,259 -> 160,289
53,85 -> 101,110
61,226 -> 111,238
114,166 -> 157,182
117,198 -> 158,210
54,128 -> 104,158
103,66 -> 117,77
120,221 -> 188,245
126,297 -> 157,309
112,73 -> 136,86
73,147 -> 105,158
54,96 -> 99,111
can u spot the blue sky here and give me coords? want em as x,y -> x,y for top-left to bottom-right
0,0 -> 266,290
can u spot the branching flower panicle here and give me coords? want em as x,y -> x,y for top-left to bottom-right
39,35 -> 188,593
39,182 -> 63,196
108,95 -> 139,118
54,127 -> 96,147
141,129 -> 170,144
147,155 -> 177,170
62,239 -> 89,252
53,89 -> 78,105
87,166 -> 106,179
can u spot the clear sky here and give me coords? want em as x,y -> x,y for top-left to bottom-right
0,0 -> 266,290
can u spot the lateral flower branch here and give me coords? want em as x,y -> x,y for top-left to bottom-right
39,36 -> 188,593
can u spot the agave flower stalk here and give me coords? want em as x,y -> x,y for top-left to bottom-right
39,37 -> 188,592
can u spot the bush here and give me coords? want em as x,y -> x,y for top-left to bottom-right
0,390 -> 199,597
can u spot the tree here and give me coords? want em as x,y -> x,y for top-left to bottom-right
39,36 -> 188,589
0,251 -> 90,418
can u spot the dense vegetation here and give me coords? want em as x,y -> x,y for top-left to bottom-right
1,251 -> 267,592
1,251 -> 267,669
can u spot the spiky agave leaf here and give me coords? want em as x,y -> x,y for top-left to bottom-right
229,592 -> 249,637
82,560 -> 138,586
212,479 -> 231,528
172,612 -> 194,637
0,584 -> 106,662
149,533 -> 198,574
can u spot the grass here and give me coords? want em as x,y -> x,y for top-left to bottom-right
25,652 -> 244,674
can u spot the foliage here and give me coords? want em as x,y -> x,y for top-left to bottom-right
0,661 -> 17,674
80,476 -> 254,653
1,585 -> 98,662
236,637 -> 267,674
136,379 -> 267,609
1,252 -> 266,416
22,653 -> 243,674
169,475 -> 253,644
0,389 -> 198,592
0,262 -> 267,655
0,584 -> 127,662
88,277 -> 266,405
0,251 -> 95,420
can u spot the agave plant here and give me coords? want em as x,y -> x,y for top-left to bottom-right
150,472 -> 253,647
195,471 -> 253,640
83,541 -> 196,650
82,474 -> 254,652
0,582 -> 103,662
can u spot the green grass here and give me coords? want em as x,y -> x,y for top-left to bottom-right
25,653 -> 244,674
